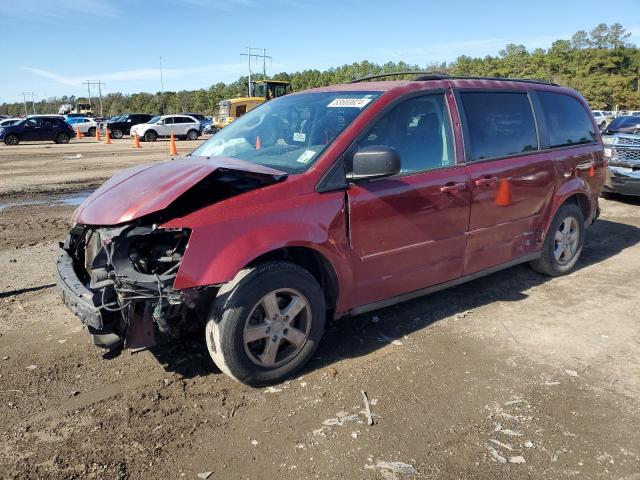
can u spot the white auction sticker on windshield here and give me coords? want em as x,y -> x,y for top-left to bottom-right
327,98 -> 372,108
293,132 -> 306,142
296,150 -> 316,164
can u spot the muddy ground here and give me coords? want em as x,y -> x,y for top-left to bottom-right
0,139 -> 639,479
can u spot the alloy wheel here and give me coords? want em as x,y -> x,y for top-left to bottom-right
554,217 -> 579,265
243,288 -> 311,368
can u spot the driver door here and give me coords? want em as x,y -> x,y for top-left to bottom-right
24,118 -> 49,141
347,93 -> 471,307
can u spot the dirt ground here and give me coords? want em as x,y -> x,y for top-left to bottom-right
1,139 -> 639,479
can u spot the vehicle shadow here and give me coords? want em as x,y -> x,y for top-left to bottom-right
150,218 -> 640,381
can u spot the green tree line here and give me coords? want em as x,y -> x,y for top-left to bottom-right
2,23 -> 638,117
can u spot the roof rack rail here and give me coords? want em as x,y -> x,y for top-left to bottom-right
443,75 -> 559,86
348,71 -> 449,83
348,72 -> 558,87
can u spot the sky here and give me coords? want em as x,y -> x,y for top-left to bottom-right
1,0 -> 639,103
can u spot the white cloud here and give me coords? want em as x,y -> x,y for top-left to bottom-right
20,61 -> 278,89
0,0 -> 118,23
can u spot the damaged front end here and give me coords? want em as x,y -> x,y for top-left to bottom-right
55,156 -> 287,351
56,222 -> 210,350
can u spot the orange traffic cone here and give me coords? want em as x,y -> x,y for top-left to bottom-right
255,135 -> 262,150
95,127 -> 101,141
104,128 -> 111,144
495,178 -> 512,206
133,132 -> 141,149
589,163 -> 595,177
169,131 -> 178,156
75,126 -> 82,140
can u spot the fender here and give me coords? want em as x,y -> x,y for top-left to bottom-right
540,175 -> 594,241
166,189 -> 356,312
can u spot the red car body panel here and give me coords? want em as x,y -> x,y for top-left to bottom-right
72,78 -> 604,318
464,151 -> 556,273
73,157 -> 286,226
346,166 -> 471,306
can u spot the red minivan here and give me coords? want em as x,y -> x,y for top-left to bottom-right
56,74 -> 604,385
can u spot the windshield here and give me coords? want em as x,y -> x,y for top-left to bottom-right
605,116 -> 640,134
147,116 -> 161,124
193,91 -> 382,173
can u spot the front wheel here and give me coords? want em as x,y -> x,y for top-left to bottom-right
111,128 -> 123,139
530,203 -> 585,276
87,127 -> 96,138
3,134 -> 19,145
206,262 -> 326,386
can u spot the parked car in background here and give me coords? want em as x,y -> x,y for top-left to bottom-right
56,75 -> 604,386
66,117 -> 100,137
179,113 -> 211,133
592,110 -> 614,129
105,113 -> 154,139
130,114 -> 200,142
0,116 -> 74,145
0,118 -> 22,127
602,115 -> 640,197
64,113 -> 89,120
202,122 -> 218,135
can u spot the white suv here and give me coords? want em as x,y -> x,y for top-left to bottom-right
592,110 -> 614,129
131,114 -> 201,142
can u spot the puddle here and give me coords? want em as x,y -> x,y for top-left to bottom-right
0,190 -> 92,212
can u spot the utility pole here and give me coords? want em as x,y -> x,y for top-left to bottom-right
241,47 -> 272,96
21,92 -> 34,116
159,56 -> 165,114
83,80 -> 105,116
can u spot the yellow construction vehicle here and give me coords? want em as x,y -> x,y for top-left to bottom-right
213,80 -> 291,130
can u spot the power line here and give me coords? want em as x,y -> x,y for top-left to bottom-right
83,80 -> 106,117
240,47 -> 272,96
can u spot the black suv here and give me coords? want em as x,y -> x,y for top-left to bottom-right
106,114 -> 154,139
0,116 -> 75,145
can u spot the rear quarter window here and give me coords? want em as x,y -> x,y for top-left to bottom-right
538,92 -> 596,148
459,92 -> 538,161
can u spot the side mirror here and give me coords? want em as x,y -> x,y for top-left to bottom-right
346,146 -> 401,181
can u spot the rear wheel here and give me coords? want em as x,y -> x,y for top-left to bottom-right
530,203 -> 585,276
56,133 -> 70,144
206,262 -> 326,386
4,134 -> 19,145
187,129 -> 199,140
144,130 -> 157,142
87,127 -> 96,137
111,128 -> 123,139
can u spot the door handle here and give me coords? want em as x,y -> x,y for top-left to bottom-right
576,161 -> 593,171
440,182 -> 467,194
474,176 -> 499,187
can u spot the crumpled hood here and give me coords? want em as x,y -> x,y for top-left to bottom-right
73,156 -> 286,226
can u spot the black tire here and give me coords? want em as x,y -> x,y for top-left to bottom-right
87,127 -> 96,138
3,134 -> 19,145
530,203 -> 585,276
111,128 -> 123,139
206,261 -> 326,386
56,133 -> 70,144
599,121 -> 606,130
144,130 -> 157,142
186,129 -> 199,140
601,190 -> 617,200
